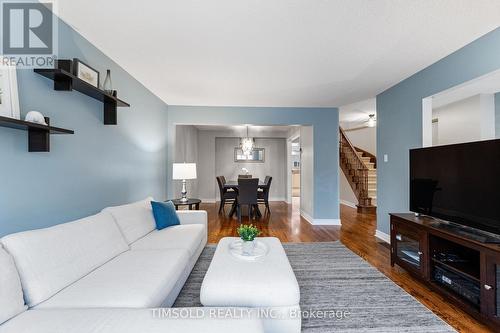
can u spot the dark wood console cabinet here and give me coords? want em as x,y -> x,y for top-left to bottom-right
390,213 -> 500,329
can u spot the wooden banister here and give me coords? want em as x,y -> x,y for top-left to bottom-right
354,146 -> 376,168
339,127 -> 367,167
339,126 -> 373,210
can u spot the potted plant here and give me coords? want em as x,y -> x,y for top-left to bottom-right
237,224 -> 260,255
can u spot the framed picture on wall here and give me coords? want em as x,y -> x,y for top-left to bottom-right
73,58 -> 100,88
0,65 -> 20,120
234,148 -> 265,162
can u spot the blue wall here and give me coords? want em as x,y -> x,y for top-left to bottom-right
0,19 -> 168,236
376,27 -> 500,235
166,105 -> 340,221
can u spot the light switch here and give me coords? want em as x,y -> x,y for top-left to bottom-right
384,154 -> 388,162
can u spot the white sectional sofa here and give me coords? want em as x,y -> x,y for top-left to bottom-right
0,198 -> 265,333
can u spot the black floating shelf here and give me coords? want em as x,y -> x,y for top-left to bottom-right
0,115 -> 74,152
34,68 -> 130,125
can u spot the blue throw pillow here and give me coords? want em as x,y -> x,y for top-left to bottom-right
151,201 -> 180,230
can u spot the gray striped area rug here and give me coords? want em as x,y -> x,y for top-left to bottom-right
173,242 -> 456,332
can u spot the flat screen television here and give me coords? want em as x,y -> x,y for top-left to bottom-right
410,139 -> 500,237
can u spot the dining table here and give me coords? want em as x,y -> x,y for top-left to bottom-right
222,180 -> 267,190
223,180 -> 267,218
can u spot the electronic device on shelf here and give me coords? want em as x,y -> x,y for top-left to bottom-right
433,265 -> 481,308
434,252 -> 469,263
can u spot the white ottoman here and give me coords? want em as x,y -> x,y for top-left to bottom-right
200,237 -> 301,333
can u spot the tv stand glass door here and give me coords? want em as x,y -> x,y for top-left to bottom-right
392,221 -> 425,277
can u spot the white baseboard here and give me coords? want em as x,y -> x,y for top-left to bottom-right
340,199 -> 357,209
300,210 -> 341,226
300,210 -> 314,224
313,218 -> 342,225
200,198 -> 216,203
375,230 -> 390,244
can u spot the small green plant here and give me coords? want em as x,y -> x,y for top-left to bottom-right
237,224 -> 260,242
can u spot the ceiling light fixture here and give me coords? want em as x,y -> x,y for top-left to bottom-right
240,126 -> 254,155
367,114 -> 376,128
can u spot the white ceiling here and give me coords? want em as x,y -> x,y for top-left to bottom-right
57,0 -> 500,107
339,98 -> 376,128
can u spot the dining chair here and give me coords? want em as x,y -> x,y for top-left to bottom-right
236,178 -> 259,222
216,176 -> 237,214
238,174 -> 252,179
258,176 -> 272,215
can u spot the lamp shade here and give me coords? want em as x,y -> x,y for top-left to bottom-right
172,163 -> 197,180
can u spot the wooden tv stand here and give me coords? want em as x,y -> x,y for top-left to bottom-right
390,213 -> 500,328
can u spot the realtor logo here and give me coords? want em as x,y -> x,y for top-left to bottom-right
1,1 -> 56,68
2,2 -> 53,54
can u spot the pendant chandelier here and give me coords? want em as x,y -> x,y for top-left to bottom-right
240,126 -> 254,156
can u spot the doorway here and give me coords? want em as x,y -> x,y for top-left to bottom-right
290,136 -> 301,209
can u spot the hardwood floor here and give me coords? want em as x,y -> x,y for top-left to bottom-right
200,200 -> 493,333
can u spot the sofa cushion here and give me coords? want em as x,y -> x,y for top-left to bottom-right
103,197 -> 156,244
36,249 -> 190,309
151,201 -> 180,230
0,246 -> 26,325
130,224 -> 205,256
0,308 -> 265,333
1,211 -> 128,307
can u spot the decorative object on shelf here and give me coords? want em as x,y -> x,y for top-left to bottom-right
102,69 -> 113,94
73,58 -> 99,88
239,126 -> 254,156
234,147 -> 265,162
172,163 -> 197,202
34,65 -> 130,125
0,65 -> 20,120
24,111 -> 47,125
0,116 -> 74,152
236,224 -> 260,255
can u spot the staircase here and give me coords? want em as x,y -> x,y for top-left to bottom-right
339,127 -> 377,214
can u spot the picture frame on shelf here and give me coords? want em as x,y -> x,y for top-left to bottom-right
0,65 -> 20,120
73,58 -> 99,88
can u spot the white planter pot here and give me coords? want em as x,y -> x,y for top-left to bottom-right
242,240 -> 256,256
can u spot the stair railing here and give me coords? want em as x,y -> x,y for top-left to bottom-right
339,127 -> 371,206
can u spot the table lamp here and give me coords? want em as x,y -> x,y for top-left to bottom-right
172,163 -> 197,202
